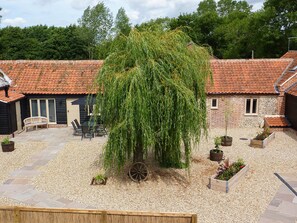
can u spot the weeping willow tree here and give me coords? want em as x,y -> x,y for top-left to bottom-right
95,29 -> 212,171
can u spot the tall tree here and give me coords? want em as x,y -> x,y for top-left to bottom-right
95,29 -> 212,171
78,2 -> 113,44
78,2 -> 113,58
114,7 -> 131,36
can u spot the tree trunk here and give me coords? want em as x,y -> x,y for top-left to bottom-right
133,139 -> 144,163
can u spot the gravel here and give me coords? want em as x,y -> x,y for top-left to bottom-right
32,128 -> 297,223
0,141 -> 45,184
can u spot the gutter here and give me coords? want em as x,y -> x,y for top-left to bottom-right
274,59 -> 294,93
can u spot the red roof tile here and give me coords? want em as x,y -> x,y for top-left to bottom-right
287,84 -> 297,96
264,116 -> 291,127
0,60 -> 103,94
207,59 -> 293,94
278,51 -> 297,86
0,89 -> 25,103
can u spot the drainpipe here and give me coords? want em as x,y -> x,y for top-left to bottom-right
4,86 -> 9,98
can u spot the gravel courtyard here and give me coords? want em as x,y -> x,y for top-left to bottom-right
25,128 -> 297,223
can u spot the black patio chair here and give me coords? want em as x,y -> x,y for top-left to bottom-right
81,125 -> 94,140
95,124 -> 108,137
71,121 -> 82,136
74,119 -> 81,129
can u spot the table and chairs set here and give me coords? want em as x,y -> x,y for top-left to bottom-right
71,118 -> 107,140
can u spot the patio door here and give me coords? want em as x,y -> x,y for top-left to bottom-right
66,98 -> 80,126
15,101 -> 22,132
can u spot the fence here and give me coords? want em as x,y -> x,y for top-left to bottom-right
0,206 -> 197,223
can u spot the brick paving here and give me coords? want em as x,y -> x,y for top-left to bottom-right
0,128 -> 95,209
259,173 -> 297,223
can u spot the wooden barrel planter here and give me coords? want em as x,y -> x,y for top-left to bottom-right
210,149 -> 224,161
221,136 -> 232,146
1,141 -> 15,152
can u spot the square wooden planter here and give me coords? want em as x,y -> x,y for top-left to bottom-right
209,164 -> 249,193
250,132 -> 275,148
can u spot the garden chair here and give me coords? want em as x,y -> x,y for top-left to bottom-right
95,124 -> 108,137
71,121 -> 82,136
81,125 -> 94,140
74,119 -> 81,129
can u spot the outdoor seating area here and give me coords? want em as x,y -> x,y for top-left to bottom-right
71,119 -> 107,139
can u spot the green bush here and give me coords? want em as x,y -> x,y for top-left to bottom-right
2,137 -> 10,145
216,159 -> 245,181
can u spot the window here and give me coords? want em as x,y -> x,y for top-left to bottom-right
211,98 -> 218,109
245,98 -> 258,115
30,99 -> 56,123
87,104 -> 95,116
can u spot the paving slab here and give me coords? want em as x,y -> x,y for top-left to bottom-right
259,173 -> 297,223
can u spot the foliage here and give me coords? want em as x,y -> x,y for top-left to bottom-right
216,158 -> 245,181
2,137 -> 10,145
78,2 -> 113,44
0,25 -> 90,60
94,173 -> 106,181
214,136 -> 222,149
255,127 -> 271,140
114,7 -> 131,36
95,29 -> 212,171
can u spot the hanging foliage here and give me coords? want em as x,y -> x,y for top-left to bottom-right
95,29 -> 212,170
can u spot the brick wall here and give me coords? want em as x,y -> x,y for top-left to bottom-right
207,95 -> 279,128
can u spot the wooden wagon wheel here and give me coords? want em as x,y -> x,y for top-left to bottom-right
129,162 -> 148,182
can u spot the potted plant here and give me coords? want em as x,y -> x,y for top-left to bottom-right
1,137 -> 15,152
210,136 -> 224,161
250,127 -> 275,148
90,173 -> 107,185
221,100 -> 233,146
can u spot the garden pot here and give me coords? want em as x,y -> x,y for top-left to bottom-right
1,141 -> 15,152
210,149 -> 223,161
221,136 -> 232,146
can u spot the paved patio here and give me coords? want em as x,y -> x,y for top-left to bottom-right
0,127 -> 296,223
0,127 -> 96,209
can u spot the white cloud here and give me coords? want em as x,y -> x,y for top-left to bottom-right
2,17 -> 26,26
70,0 -> 94,10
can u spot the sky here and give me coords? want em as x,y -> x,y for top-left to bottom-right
1,0 -> 265,28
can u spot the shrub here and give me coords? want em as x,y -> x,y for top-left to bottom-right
216,158 -> 245,181
255,127 -> 271,140
2,137 -> 10,145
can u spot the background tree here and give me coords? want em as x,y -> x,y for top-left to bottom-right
96,29 -> 212,171
114,7 -> 131,36
78,2 -> 113,58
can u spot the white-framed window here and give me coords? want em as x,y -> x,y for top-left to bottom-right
211,98 -> 218,109
245,98 -> 258,115
30,99 -> 56,123
87,104 -> 96,116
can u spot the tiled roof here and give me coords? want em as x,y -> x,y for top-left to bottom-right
0,89 -> 25,103
0,60 -> 103,94
287,84 -> 297,97
277,51 -> 297,92
207,59 -> 293,94
264,116 -> 291,127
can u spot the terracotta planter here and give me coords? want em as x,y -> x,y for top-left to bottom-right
209,164 -> 249,193
1,141 -> 15,152
210,149 -> 223,161
221,136 -> 232,146
250,132 -> 275,148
